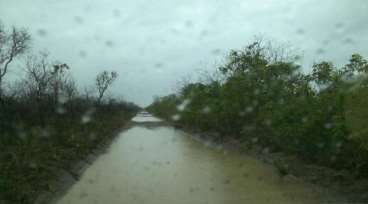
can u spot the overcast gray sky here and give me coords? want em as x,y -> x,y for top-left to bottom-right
1,0 -> 367,106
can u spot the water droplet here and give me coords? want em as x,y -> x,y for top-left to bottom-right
79,50 -> 87,58
74,16 -> 84,24
251,137 -> 258,143
317,143 -> 325,148
82,115 -> 91,124
81,109 -> 95,124
56,106 -> 66,114
29,162 -> 37,169
245,106 -> 253,113
330,156 -> 337,162
17,131 -> 26,140
324,123 -> 332,129
211,49 -> 221,55
89,133 -> 96,141
155,63 -> 163,68
113,9 -> 121,18
58,94 -> 68,104
241,125 -> 255,133
41,129 -> 50,138
177,99 -> 190,111
171,28 -> 180,34
294,55 -> 302,61
262,147 -> 270,154
199,30 -> 208,39
202,106 -> 211,114
264,119 -> 272,126
159,39 -> 166,44
105,40 -> 113,47
79,191 -> 88,198
296,28 -> 305,35
185,20 -> 193,28
110,185 -> 116,192
316,48 -> 325,55
343,37 -> 354,45
36,29 -> 47,37
335,22 -> 344,33
172,114 -> 180,121
223,179 -> 231,184
322,39 -> 330,45
335,22 -> 344,29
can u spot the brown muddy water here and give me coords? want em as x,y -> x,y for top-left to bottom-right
56,113 -> 340,204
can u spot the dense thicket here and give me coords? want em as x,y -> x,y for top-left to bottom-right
147,40 -> 368,177
0,23 -> 140,203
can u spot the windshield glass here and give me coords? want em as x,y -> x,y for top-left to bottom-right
1,0 -> 368,203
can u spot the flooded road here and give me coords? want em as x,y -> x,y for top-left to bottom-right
57,113 -> 336,204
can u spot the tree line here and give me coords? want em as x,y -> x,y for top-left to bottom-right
147,40 -> 368,178
0,22 -> 140,203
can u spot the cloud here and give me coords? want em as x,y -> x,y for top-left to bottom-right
0,0 -> 367,106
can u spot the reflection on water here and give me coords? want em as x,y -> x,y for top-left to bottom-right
57,114 -> 333,204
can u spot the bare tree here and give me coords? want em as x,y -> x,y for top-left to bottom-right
24,52 -> 52,99
0,23 -> 31,97
24,51 -> 74,105
82,86 -> 95,101
63,76 -> 77,101
95,70 -> 118,103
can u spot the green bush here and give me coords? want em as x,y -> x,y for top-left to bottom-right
147,40 -> 368,177
0,97 -> 139,203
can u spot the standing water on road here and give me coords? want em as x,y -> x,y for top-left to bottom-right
57,113 -> 336,204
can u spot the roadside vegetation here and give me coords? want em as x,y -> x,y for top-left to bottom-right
147,40 -> 368,181
0,23 -> 140,203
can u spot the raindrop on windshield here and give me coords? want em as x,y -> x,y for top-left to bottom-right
74,16 -> 84,24
36,29 -> 47,37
